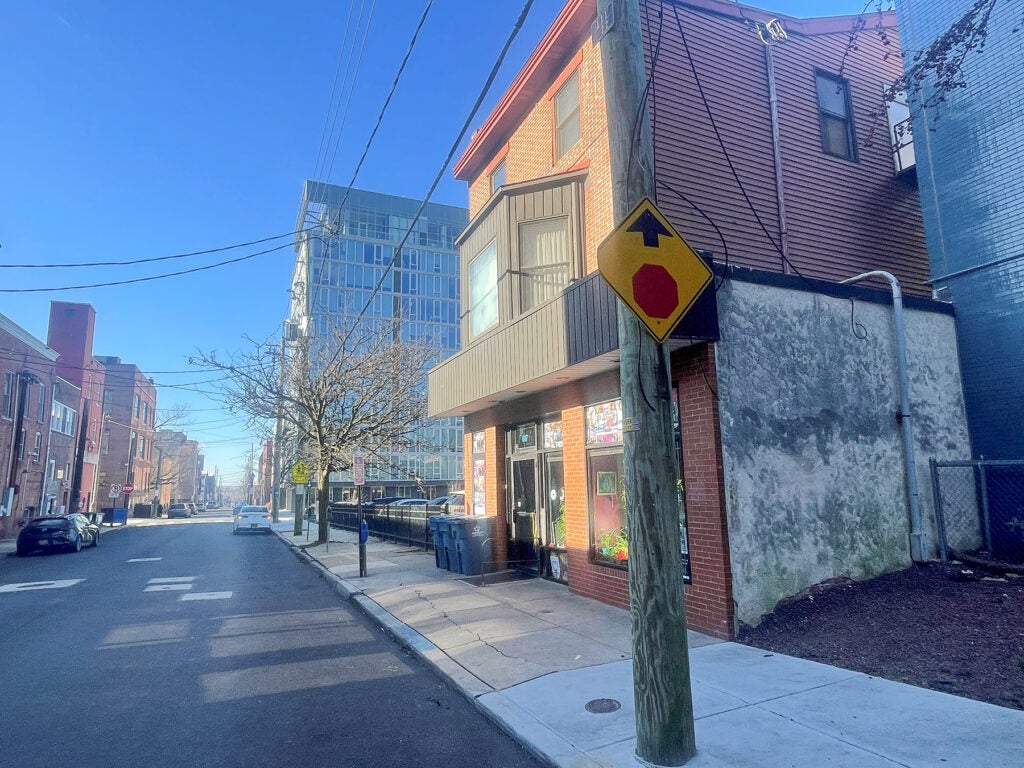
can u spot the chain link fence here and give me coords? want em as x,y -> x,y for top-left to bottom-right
930,459 -> 1024,568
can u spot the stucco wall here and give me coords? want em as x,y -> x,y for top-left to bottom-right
714,277 -> 970,626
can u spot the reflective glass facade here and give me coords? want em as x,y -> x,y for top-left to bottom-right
292,182 -> 468,490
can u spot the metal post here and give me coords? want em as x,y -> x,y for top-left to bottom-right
978,457 -> 992,552
929,458 -> 949,561
358,490 -> 367,577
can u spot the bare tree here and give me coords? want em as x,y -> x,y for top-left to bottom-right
192,319 -> 435,544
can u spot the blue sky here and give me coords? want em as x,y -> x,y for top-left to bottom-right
0,0 -> 872,483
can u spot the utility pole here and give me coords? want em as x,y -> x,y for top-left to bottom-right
600,1 -> 696,764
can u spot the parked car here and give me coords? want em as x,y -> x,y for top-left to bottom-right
233,505 -> 273,534
194,501 -> 206,513
392,498 -> 429,506
429,491 -> 465,509
186,502 -> 198,517
167,503 -> 190,519
17,513 -> 100,556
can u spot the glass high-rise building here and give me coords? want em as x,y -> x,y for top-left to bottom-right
290,181 -> 468,498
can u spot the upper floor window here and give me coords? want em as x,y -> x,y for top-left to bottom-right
554,70 -> 581,160
2,372 -> 13,419
519,217 -> 571,312
490,160 -> 506,195
469,241 -> 498,338
815,71 -> 857,161
142,401 -> 150,425
37,383 -> 46,422
33,431 -> 42,458
133,393 -> 141,419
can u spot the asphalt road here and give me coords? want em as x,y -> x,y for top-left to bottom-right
0,511 -> 543,768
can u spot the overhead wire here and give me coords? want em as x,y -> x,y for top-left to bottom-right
0,241 -> 294,293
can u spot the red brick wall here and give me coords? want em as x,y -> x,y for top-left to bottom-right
484,426 -> 508,570
674,344 -> 735,639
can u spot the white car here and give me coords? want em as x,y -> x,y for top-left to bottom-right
233,505 -> 273,534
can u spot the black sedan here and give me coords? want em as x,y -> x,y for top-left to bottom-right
16,513 -> 101,556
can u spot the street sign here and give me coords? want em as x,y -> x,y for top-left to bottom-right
108,483 -> 123,499
597,197 -> 713,343
354,455 -> 365,487
122,482 -> 134,495
291,461 -> 310,484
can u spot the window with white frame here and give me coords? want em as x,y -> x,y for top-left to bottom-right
469,241 -> 498,337
490,160 -> 506,194
33,431 -> 41,458
37,383 -> 46,422
519,217 -> 571,312
815,70 -> 857,161
554,70 -> 581,160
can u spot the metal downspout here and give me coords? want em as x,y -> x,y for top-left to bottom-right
841,270 -> 926,561
765,44 -> 790,273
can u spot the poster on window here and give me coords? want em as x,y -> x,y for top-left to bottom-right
586,400 -> 622,444
472,431 -> 485,455
472,458 -> 486,515
543,421 -> 563,449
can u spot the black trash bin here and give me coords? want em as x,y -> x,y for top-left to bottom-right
442,516 -> 462,572
453,516 -> 495,576
428,515 -> 449,570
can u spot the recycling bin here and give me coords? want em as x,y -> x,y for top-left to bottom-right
101,507 -> 128,526
428,515 -> 449,570
451,516 -> 495,576
443,516 -> 461,572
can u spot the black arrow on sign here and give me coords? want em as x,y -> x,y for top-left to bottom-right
627,209 -> 673,247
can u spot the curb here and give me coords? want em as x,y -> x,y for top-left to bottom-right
271,529 -> 560,768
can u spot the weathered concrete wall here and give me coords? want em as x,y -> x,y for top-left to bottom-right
714,277 -> 970,627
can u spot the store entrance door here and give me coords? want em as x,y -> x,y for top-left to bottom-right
508,457 -> 539,572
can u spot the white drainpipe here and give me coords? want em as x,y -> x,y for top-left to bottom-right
841,271 -> 926,562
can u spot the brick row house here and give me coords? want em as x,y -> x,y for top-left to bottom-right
1,313 -> 61,537
0,302 -> 164,540
427,0 -> 971,637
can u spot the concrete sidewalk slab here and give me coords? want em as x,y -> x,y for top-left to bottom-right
272,521 -> 1024,768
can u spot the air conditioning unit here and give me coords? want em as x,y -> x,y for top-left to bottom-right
284,321 -> 299,341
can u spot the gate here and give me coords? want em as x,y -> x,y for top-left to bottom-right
929,458 -> 1024,567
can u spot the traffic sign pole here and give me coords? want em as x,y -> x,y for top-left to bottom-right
601,1 -> 695,764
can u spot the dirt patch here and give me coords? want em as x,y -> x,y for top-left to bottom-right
738,561 -> 1024,710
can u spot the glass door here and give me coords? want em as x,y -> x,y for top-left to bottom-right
509,457 -> 538,571
542,454 -> 568,583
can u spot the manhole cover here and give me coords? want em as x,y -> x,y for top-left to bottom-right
585,698 -> 621,714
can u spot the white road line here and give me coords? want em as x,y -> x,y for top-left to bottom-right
147,577 -> 195,584
144,584 -> 194,592
180,592 -> 232,601
0,579 -> 85,593
127,558 -> 162,562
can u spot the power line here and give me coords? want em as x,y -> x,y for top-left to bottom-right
0,228 -> 312,269
340,0 -> 536,343
0,241 -> 293,293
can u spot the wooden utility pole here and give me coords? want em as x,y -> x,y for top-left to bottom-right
600,0 -> 696,764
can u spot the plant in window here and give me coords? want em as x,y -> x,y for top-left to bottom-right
599,526 -> 628,561
552,503 -> 567,546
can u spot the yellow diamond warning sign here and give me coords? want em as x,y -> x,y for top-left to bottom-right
597,198 -> 713,343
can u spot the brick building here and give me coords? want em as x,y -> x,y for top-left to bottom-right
428,0 -> 970,637
1,312 -> 60,538
46,302 -> 107,514
95,357 -> 156,512
42,377 -> 82,515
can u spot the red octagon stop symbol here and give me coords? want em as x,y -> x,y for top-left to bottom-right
631,263 -> 678,319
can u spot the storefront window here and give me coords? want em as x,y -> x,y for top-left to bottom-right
586,400 -> 626,567
472,431 -> 486,515
513,423 -> 537,451
589,449 -> 626,566
543,420 -> 563,449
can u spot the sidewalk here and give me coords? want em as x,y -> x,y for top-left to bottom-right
276,521 -> 1023,768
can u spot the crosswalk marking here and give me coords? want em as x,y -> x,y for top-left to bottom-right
127,558 -> 162,563
180,592 -> 232,601
0,579 -> 84,593
145,584 -> 193,592
147,577 -> 195,584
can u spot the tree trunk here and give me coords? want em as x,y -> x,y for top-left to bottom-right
316,468 -> 331,545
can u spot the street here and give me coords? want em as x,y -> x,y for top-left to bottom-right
0,510 -> 543,768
